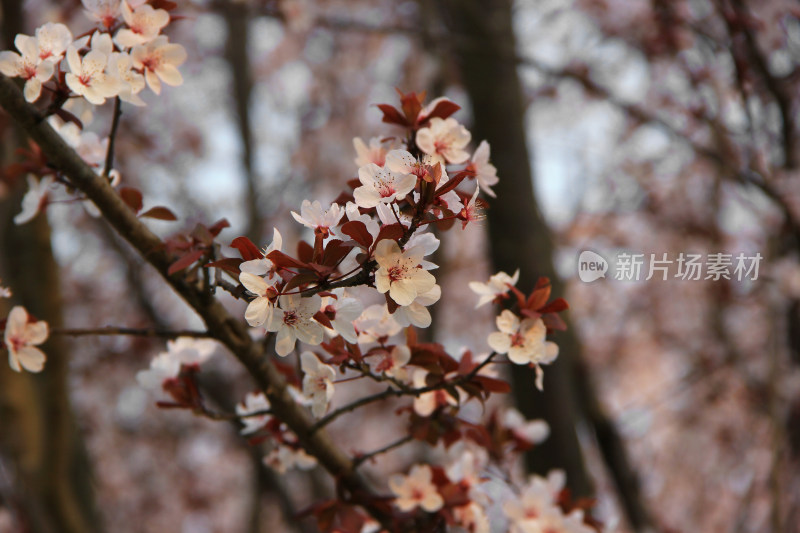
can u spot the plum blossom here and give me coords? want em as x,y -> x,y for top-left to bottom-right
65,41 -> 121,105
267,294 -> 324,356
374,240 -> 437,306
239,271 -> 277,328
291,200 -> 343,237
459,186 -> 484,228
14,175 -> 53,225
353,163 -> 416,209
300,352 -> 335,418
392,284 -> 441,329
236,392 -> 272,435
0,34 -> 56,102
31,23 -> 73,63
412,370 -> 459,417
504,471 -> 594,533
503,408 -> 550,445
3,306 -> 48,373
240,228 -> 282,276
353,136 -> 395,167
131,36 -> 186,95
469,269 -> 520,308
375,202 -> 412,228
108,51 -> 146,105
488,311 -> 558,390
83,0 -> 122,28
319,290 -> 362,343
0,280 -> 11,299
454,502 -> 490,533
467,141 -> 499,197
136,337 -> 217,391
375,344 -> 411,380
416,117 -> 471,165
389,464 -> 444,513
115,1 -> 170,48
263,444 -> 317,474
354,304 -> 402,345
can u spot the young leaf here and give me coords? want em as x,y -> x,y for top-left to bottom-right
139,206 -> 178,221
230,236 -> 264,261
168,249 -> 205,275
119,187 -> 143,214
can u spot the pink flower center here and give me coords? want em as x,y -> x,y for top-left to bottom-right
8,334 -> 25,353
387,266 -> 404,283
22,64 -> 37,80
410,487 -> 425,502
510,332 -> 525,348
283,311 -> 299,327
434,140 -> 448,154
378,183 -> 396,198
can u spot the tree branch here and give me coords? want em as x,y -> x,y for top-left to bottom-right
0,73 -> 397,530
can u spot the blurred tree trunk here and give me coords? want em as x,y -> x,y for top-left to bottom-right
434,0 -> 593,498
0,3 -> 101,532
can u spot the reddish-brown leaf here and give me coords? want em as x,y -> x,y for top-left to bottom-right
375,104 -> 408,127
139,206 -> 177,221
340,220 -> 373,248
473,375 -> 512,394
230,236 -> 263,261
168,249 -> 205,275
422,99 -> 461,123
266,250 -> 309,270
207,218 -> 230,237
204,257 -> 242,275
374,223 -> 405,245
539,297 -> 569,314
119,187 -> 143,214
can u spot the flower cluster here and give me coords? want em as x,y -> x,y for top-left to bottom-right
2,306 -> 49,373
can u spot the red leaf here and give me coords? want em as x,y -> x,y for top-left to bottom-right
321,239 -> 354,267
139,206 -> 177,221
204,257 -> 242,275
207,218 -> 230,237
297,240 -> 314,263
230,236 -> 263,261
539,297 -> 569,314
542,314 -> 568,331
422,99 -> 461,123
151,0 -> 178,9
266,250 -> 309,270
119,187 -> 143,214
375,104 -> 408,127
434,170 -> 471,198
284,271 -> 319,292
168,249 -> 205,275
473,375 -> 512,394
400,91 -> 423,124
340,220 -> 373,248
313,310 -> 333,329
374,223 -> 405,245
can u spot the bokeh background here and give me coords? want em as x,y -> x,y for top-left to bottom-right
1,0 -> 800,532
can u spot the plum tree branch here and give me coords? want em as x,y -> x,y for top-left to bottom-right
0,73 -> 398,530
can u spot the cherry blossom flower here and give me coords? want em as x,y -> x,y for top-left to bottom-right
109,51 -> 146,105
404,232 -> 440,270
115,1 -> 170,48
0,34 -> 56,102
354,304 -> 402,345
0,280 -> 11,299
14,175 -> 53,225
29,23 -> 73,63
416,117 -> 471,165
375,344 -> 411,380
83,0 -> 122,29
353,136 -> 395,167
503,408 -> 550,445
374,240 -> 437,306
412,370 -> 459,417
65,41 -> 121,105
388,464 -> 444,513
300,351 -> 335,417
291,200 -> 343,237
459,186 -> 484,229
454,502 -> 490,533
239,271 -> 277,327
319,290 -> 362,343
131,36 -> 187,95
3,306 -> 48,373
467,141 -> 499,197
375,202 -> 412,228
267,294 -> 324,356
136,337 -> 217,391
488,311 -> 559,390
468,269 -> 520,308
392,284 -> 441,329
353,163 -> 416,208
236,392 -> 272,435
263,444 -> 317,474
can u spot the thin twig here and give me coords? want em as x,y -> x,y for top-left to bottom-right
102,97 -> 122,178
353,434 -> 414,467
51,326 -> 212,339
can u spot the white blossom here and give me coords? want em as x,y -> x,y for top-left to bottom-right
388,464 -> 444,513
503,408 -> 550,445
240,228 -> 282,276
136,337 -> 217,391
392,284 -> 441,329
354,304 -> 402,345
320,290 -> 362,343
291,200 -> 343,236
267,294 -> 324,356
468,269 -> 519,308
416,117 -> 471,165
0,34 -> 56,102
108,51 -> 146,105
300,352 -> 335,418
374,240 -> 436,306
353,136 -> 394,167
82,0 -> 122,28
263,444 -> 317,474
14,175 -> 53,225
376,344 -> 411,380
236,392 -> 272,435
239,272 -> 277,328
412,370 -> 458,417
65,40 -> 121,105
353,163 -> 416,209
468,141 -> 499,197
4,306 -> 48,373
131,36 -> 186,95
115,1 -> 170,48
488,311 -> 558,390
